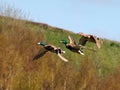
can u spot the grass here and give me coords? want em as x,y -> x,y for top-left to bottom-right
0,4 -> 120,90
0,16 -> 120,90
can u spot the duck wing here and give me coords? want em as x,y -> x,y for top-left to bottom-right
88,35 -> 101,49
68,35 -> 77,46
78,32 -> 101,49
78,36 -> 88,46
55,48 -> 68,62
57,53 -> 68,62
33,50 -> 48,60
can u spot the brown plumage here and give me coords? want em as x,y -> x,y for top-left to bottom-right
33,42 -> 68,62
60,35 -> 85,55
78,32 -> 101,49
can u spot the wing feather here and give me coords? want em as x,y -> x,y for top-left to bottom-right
57,53 -> 68,62
68,35 -> 77,46
79,36 -> 88,46
33,50 -> 48,60
89,35 -> 101,49
78,32 -> 101,48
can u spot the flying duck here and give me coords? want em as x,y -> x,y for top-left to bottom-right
77,32 -> 101,49
33,41 -> 68,62
60,35 -> 84,55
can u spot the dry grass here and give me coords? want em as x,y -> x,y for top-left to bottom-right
0,16 -> 120,90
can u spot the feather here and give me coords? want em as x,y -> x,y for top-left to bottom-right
68,35 -> 77,46
57,53 -> 68,62
78,33 -> 101,49
33,50 -> 48,60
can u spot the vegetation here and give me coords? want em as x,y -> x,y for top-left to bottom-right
0,4 -> 120,90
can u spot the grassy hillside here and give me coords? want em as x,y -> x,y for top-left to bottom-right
0,16 -> 120,90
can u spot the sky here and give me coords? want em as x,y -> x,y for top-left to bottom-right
1,0 -> 120,41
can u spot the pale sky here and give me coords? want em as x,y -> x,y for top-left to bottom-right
1,0 -> 120,41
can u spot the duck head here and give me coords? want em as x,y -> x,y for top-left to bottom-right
37,41 -> 46,46
60,40 -> 68,45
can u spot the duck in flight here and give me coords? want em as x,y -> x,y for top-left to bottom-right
60,35 -> 84,55
33,41 -> 68,62
77,32 -> 101,49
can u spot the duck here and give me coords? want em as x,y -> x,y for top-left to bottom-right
33,41 -> 68,62
77,32 -> 101,49
60,35 -> 84,55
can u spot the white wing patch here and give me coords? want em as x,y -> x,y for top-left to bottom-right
57,53 -> 68,62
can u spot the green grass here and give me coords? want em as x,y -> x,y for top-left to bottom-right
0,15 -> 120,90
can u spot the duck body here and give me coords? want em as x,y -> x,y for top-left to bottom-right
44,45 -> 56,52
33,42 -> 68,62
65,45 -> 80,53
78,32 -> 101,49
60,36 -> 84,55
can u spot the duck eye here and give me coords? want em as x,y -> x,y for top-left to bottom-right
97,38 -> 99,40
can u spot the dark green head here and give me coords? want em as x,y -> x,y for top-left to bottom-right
60,40 -> 68,45
37,41 -> 46,46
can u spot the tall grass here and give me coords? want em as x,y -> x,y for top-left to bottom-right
0,17 -> 120,90
0,3 -> 120,90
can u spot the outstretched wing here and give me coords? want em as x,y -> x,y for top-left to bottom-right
78,32 -> 101,48
89,35 -> 101,49
33,50 -> 48,60
55,48 -> 68,62
57,53 -> 68,62
68,35 -> 77,46
78,36 -> 88,46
